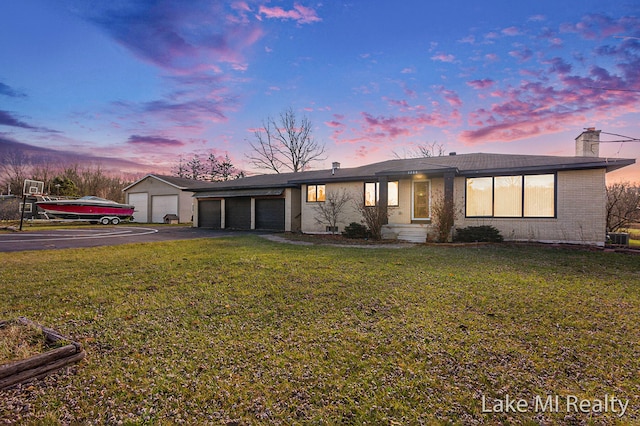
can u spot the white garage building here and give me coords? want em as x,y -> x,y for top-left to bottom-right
123,174 -> 197,223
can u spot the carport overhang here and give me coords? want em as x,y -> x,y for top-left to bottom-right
193,188 -> 285,199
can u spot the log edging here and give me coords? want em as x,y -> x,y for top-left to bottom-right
0,317 -> 86,390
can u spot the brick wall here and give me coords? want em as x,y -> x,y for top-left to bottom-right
454,169 -> 607,245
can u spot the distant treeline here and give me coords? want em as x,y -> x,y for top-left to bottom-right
1,151 -> 133,202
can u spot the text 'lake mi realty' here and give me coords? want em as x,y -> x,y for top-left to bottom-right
481,394 -> 629,417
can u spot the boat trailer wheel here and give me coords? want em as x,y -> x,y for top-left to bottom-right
100,217 -> 111,225
110,217 -> 120,225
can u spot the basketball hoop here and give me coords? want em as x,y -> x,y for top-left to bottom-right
23,179 -> 45,196
19,179 -> 45,231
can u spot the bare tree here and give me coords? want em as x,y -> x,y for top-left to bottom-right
49,164 -> 129,201
247,107 -> 326,173
393,141 -> 446,159
208,153 -> 244,182
431,190 -> 456,242
172,155 -> 189,179
606,182 -> 640,232
313,189 -> 352,233
353,198 -> 389,240
0,150 -> 31,195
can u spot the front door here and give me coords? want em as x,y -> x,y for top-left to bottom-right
412,181 -> 430,220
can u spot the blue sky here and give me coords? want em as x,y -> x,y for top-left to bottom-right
1,0 -> 638,181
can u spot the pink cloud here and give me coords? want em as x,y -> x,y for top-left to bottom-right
431,53 -> 456,63
485,31 -> 500,40
458,35 -> 476,44
355,145 -> 369,159
325,120 -> 343,128
331,108 -> 460,146
485,53 -> 499,62
459,58 -> 640,145
391,97 -> 425,112
81,2 -> 265,73
502,26 -> 520,36
384,98 -> 416,112
258,3 -> 321,24
127,135 -> 185,147
444,90 -> 462,107
467,79 -> 495,90
231,1 -> 251,12
560,14 -> 631,40
509,47 -> 533,62
544,57 -> 572,74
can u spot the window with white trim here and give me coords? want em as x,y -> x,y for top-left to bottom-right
364,181 -> 399,207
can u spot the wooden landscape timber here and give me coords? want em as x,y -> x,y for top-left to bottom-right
0,317 -> 85,390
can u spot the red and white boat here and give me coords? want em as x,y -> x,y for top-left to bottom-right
36,196 -> 135,224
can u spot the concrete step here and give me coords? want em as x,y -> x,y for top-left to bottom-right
382,224 -> 428,243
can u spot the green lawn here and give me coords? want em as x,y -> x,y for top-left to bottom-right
1,236 -> 639,424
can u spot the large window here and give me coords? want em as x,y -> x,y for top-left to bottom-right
466,177 -> 493,217
364,181 -> 399,207
524,174 -> 555,217
494,176 -> 522,217
307,184 -> 326,202
465,174 -> 555,218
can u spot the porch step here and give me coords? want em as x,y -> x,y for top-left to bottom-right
382,224 -> 428,243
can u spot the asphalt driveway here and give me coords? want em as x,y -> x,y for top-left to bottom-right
0,226 -> 255,252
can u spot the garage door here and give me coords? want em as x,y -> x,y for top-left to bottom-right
255,198 -> 285,231
225,197 -> 251,229
128,193 -> 148,223
198,200 -> 221,228
151,195 -> 178,223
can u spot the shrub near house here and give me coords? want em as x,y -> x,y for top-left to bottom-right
454,225 -> 504,243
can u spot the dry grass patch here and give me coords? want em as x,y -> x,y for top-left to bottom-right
0,321 -> 45,364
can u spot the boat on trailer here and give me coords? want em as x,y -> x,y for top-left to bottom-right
36,196 -> 135,225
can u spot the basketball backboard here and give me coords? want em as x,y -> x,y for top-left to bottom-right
23,179 -> 45,195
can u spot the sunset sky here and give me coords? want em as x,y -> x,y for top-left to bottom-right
1,0 -> 638,181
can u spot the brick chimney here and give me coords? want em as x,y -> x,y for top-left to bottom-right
575,128 -> 600,157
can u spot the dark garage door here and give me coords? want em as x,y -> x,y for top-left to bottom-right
198,200 -> 221,228
255,198 -> 285,231
225,197 -> 251,229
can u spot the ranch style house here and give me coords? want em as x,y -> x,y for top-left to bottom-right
130,129 -> 636,246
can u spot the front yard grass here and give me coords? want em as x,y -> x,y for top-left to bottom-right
1,236 -> 639,424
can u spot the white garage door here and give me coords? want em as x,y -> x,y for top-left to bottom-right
128,193 -> 148,223
151,195 -> 178,223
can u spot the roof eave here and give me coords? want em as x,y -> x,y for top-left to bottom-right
190,182 -> 298,192
459,159 -> 636,177
288,175 -> 379,184
123,174 -> 191,191
375,167 -> 458,178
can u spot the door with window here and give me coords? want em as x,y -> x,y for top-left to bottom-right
412,181 -> 430,220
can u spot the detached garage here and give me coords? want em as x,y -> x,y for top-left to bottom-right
123,174 -> 198,223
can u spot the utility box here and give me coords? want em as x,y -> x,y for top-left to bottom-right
163,214 -> 179,224
607,233 -> 630,246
